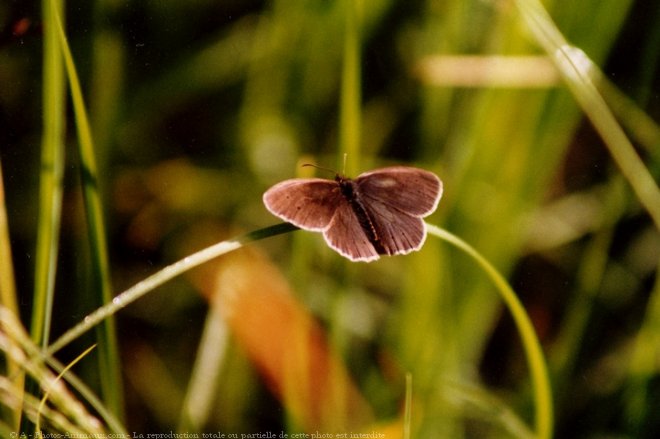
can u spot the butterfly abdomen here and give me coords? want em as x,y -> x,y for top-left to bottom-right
338,178 -> 388,255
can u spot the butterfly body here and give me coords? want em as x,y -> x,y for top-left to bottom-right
263,166 -> 442,262
336,176 -> 388,255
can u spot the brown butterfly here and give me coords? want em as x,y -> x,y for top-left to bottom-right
263,166 -> 442,262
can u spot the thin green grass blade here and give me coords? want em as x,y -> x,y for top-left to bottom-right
339,0 -> 362,175
36,344 -> 97,433
178,303 -> 230,432
514,0 -> 660,230
443,379 -> 535,439
403,373 -> 412,439
624,257 -> 660,430
596,74 -> 660,155
427,223 -> 553,439
0,164 -> 22,431
47,223 -> 297,355
0,308 -> 127,434
48,0 -> 122,417
20,0 -> 66,432
0,165 -> 19,338
32,0 -> 65,350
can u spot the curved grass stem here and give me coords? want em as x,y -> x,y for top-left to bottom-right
427,223 -> 553,439
47,220 -> 552,438
46,223 -> 297,356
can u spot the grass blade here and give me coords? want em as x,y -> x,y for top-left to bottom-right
339,0 -> 362,175
514,0 -> 660,229
47,223 -> 297,355
428,223 -> 553,439
0,164 -> 22,431
48,0 -> 122,416
31,0 -> 65,350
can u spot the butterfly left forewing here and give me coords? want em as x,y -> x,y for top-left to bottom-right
263,179 -> 342,231
356,166 -> 442,217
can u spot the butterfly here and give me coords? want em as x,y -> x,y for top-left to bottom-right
263,166 -> 443,262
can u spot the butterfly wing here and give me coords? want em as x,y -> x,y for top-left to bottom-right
356,166 -> 442,256
358,195 -> 428,256
264,166 -> 443,262
263,178 -> 343,231
356,166 -> 442,217
265,178 -> 379,261
323,202 -> 380,262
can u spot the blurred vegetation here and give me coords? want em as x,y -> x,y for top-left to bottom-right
0,0 -> 659,438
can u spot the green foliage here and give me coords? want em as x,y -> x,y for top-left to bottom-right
0,0 -> 658,437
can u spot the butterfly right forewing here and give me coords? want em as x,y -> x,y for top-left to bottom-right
263,179 -> 343,231
356,166 -> 442,216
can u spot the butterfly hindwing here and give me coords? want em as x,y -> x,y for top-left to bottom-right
323,201 -> 380,262
360,195 -> 427,256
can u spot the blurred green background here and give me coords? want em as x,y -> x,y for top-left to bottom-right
0,0 -> 659,437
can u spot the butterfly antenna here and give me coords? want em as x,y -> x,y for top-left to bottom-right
301,163 -> 338,176
342,153 -> 347,175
